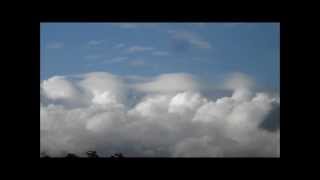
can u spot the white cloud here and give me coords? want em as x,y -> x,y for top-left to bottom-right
168,91 -> 207,116
41,72 -> 280,157
133,73 -> 199,93
129,94 -> 172,119
223,72 -> 255,101
41,76 -> 77,100
127,46 -> 154,53
224,72 -> 254,91
78,72 -> 126,104
168,30 -> 211,49
46,42 -> 64,49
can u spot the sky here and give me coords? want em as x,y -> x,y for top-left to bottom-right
40,23 -> 280,157
41,23 -> 279,91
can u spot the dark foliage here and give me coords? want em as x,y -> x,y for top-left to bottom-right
86,151 -> 99,158
66,153 -> 80,158
40,151 -> 125,158
110,153 -> 124,158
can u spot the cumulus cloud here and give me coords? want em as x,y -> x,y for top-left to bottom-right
40,72 -> 280,157
223,72 -> 255,101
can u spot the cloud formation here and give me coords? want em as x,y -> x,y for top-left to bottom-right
168,30 -> 211,49
127,46 -> 154,53
40,72 -> 280,157
133,73 -> 198,93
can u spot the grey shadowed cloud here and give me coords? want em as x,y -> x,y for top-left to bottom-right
259,103 -> 280,132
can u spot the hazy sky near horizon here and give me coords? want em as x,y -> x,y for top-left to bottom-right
41,23 -> 279,91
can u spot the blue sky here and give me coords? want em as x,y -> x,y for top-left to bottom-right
40,23 -> 279,91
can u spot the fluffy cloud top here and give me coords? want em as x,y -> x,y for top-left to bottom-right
40,72 -> 280,157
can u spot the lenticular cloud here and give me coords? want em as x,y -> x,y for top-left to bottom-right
40,72 -> 280,157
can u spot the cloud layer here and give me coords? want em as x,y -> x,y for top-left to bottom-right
40,72 -> 280,157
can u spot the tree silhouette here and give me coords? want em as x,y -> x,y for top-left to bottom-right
40,152 -> 51,158
86,151 -> 99,158
40,151 -> 125,158
66,153 -> 79,158
110,153 -> 124,158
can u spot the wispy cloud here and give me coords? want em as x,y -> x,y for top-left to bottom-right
127,46 -> 154,53
152,51 -> 170,56
168,30 -> 211,49
114,43 -> 125,49
88,40 -> 104,46
103,57 -> 128,64
46,42 -> 64,49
